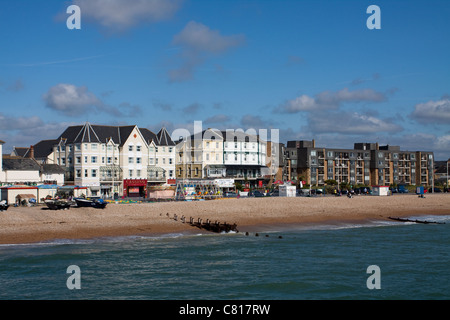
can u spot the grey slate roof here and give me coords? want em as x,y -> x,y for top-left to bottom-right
2,157 -> 41,171
156,127 -> 176,146
57,123 -> 137,146
40,164 -> 66,174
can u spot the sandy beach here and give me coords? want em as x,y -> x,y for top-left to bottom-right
0,194 -> 449,245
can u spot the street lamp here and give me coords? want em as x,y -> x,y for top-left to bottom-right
447,158 -> 449,192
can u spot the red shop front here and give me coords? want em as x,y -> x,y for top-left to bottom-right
123,179 -> 148,198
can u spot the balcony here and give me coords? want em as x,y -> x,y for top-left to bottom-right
147,166 -> 166,182
99,165 -> 123,182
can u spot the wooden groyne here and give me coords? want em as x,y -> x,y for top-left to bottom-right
388,217 -> 446,225
167,213 -> 238,233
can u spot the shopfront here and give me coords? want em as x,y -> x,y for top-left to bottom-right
123,179 -> 148,198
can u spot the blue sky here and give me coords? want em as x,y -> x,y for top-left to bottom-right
1,0 -> 449,159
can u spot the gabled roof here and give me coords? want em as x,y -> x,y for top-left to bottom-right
156,127 -> 175,146
2,157 -> 40,171
12,147 -> 29,157
57,122 -> 137,147
140,128 -> 158,145
34,139 -> 57,159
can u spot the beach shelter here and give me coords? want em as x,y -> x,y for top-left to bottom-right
15,194 -> 37,206
372,186 -> 389,196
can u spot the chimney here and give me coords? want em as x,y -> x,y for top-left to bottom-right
312,139 -> 316,148
376,142 -> 379,150
29,145 -> 35,159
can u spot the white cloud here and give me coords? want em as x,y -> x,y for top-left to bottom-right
410,98 -> 450,124
43,83 -> 143,117
169,21 -> 245,82
307,111 -> 403,135
72,0 -> 183,32
280,88 -> 387,113
43,83 -> 101,116
0,114 -> 76,152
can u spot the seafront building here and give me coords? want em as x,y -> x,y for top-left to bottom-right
285,140 -> 435,187
6,123 -> 176,198
2,125 -> 443,197
175,128 -> 270,186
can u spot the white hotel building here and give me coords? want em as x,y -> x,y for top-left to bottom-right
51,123 -> 175,197
175,128 -> 269,185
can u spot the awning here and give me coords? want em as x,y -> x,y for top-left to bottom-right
15,194 -> 36,200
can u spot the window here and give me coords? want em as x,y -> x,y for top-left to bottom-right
136,158 -> 141,164
76,156 -> 81,164
155,147 -> 158,152
102,157 -> 105,164
68,157 -> 72,165
92,169 -> 97,178
311,150 -> 316,156
76,169 -> 81,178
169,170 -> 173,177
84,144 -> 88,150
206,154 -> 209,161
327,151 -> 333,157
129,157 -> 134,164
84,156 -> 88,164
169,147 -> 173,152
91,156 -> 97,163
136,170 -> 141,177
155,158 -> 158,164
169,158 -> 173,164
107,157 -> 112,164
216,142 -> 219,148
92,144 -> 98,150
76,144 -> 81,151
84,169 -> 88,177
163,158 -> 166,164
129,145 -> 133,152
136,146 -> 141,152
129,170 -> 133,177
378,152 -> 383,158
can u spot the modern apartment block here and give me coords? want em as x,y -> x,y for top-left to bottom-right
175,129 -> 269,185
286,140 -> 434,187
49,122 -> 175,197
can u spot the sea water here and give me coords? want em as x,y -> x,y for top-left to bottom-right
0,215 -> 449,300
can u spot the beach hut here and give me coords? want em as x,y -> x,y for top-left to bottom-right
279,184 -> 296,197
1,185 -> 38,204
37,184 -> 60,202
372,186 -> 389,196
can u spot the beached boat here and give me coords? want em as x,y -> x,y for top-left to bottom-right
74,198 -> 107,209
45,200 -> 71,210
0,200 -> 9,212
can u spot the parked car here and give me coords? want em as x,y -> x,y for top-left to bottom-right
224,191 -> 237,198
250,190 -> 265,197
268,190 -> 279,197
430,187 -> 442,193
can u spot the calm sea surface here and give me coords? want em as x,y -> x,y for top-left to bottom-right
1,215 -> 449,300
